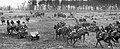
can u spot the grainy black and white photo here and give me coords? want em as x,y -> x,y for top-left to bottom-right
0,0 -> 120,49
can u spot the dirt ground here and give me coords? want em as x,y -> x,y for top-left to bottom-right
0,11 -> 120,49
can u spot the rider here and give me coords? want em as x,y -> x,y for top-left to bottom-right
26,16 -> 30,22
7,20 -> 10,25
21,22 -> 28,29
60,21 -> 66,26
10,20 -> 16,33
11,20 -> 15,25
57,21 -> 66,32
100,25 -> 105,32
16,20 -> 22,27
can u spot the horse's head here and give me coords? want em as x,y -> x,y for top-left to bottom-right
54,25 -> 58,29
66,26 -> 73,33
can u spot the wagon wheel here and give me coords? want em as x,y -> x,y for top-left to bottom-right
67,39 -> 76,45
24,32 -> 28,38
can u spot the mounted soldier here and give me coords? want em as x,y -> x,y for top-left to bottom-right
15,20 -> 22,32
7,20 -> 10,26
105,24 -> 113,32
59,21 -> 66,26
21,22 -> 28,29
26,16 -> 30,23
6,20 -> 11,34
17,24 -> 28,38
7,20 -> 16,34
57,21 -> 66,31
11,20 -> 15,25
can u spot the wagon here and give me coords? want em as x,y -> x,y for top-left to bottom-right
26,31 -> 41,41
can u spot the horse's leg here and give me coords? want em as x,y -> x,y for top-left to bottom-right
62,34 -> 64,39
56,30 -> 58,40
98,40 -> 103,48
74,38 -> 77,44
59,34 -> 61,39
73,39 -> 76,45
95,40 -> 99,47
113,42 -> 117,47
108,40 -> 113,49
71,39 -> 72,44
56,34 -> 58,40
67,38 -> 69,44
83,35 -> 85,42
79,36 -> 81,40
7,29 -> 9,34
9,30 -> 13,36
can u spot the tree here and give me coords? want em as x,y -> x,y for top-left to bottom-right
32,0 -> 37,5
8,5 -> 11,10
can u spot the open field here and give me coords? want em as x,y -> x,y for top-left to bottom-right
0,11 -> 120,49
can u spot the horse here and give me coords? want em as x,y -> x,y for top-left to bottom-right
7,24 -> 17,35
65,27 -> 89,45
95,29 -> 116,49
26,17 -> 30,23
7,20 -> 22,35
109,28 -> 120,44
54,23 -> 70,40
17,27 -> 28,38
66,30 -> 81,45
79,18 -> 86,22
1,17 -> 5,25
76,27 -> 89,42
7,20 -> 15,34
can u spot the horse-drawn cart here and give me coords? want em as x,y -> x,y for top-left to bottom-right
7,25 -> 41,40
17,29 -> 41,40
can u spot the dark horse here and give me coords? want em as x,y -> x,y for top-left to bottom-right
7,20 -> 21,35
110,29 -> 120,43
95,29 -> 117,49
66,28 -> 89,45
54,24 -> 69,40
7,24 -> 17,35
77,28 -> 89,42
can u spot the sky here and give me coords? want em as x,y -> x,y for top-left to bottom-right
0,0 -> 29,8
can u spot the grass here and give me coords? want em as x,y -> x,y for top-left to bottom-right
0,11 -> 120,49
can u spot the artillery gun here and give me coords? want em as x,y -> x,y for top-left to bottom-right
26,31 -> 41,41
